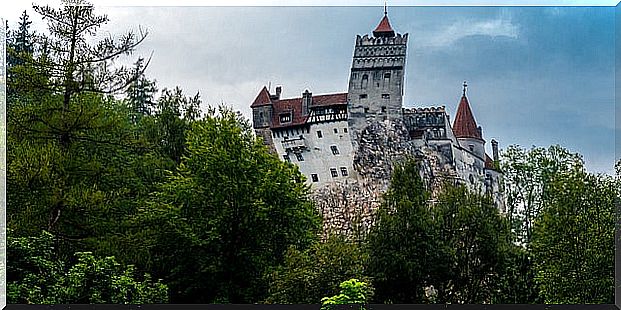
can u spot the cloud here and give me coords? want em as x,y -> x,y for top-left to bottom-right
415,17 -> 519,48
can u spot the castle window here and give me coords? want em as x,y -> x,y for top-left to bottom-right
343,128 -> 348,133
340,167 -> 348,176
317,130 -> 323,138
295,153 -> 304,162
382,94 -> 390,99
384,72 -> 391,86
334,128 -> 338,134
330,145 -> 340,155
469,144 -> 474,152
311,174 -> 319,182
330,168 -> 338,178
469,174 -> 475,184
279,113 -> 291,123
364,107 -> 369,113
359,94 -> 367,99
381,106 -> 386,113
361,74 -> 369,89
283,154 -> 290,162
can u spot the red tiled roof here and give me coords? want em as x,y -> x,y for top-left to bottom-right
310,93 -> 348,107
251,86 -> 272,108
270,92 -> 348,129
453,94 -> 482,140
373,15 -> 395,37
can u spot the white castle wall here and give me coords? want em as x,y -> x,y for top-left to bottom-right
271,120 -> 356,188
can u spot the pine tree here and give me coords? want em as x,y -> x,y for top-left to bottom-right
126,57 -> 157,124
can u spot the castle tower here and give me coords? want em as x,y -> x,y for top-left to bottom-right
251,86 -> 275,150
453,81 -> 485,159
346,8 -> 408,147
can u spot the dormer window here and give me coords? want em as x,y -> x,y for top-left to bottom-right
279,113 -> 292,123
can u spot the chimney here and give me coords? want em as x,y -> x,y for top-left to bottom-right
302,89 -> 312,116
491,139 -> 499,162
275,86 -> 282,100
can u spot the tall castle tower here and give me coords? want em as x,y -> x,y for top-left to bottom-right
347,8 -> 408,147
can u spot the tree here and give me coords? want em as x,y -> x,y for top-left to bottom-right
34,0 -> 147,119
8,230 -> 168,304
126,57 -> 157,124
138,87 -> 201,164
7,0 -> 150,247
531,169 -> 615,303
265,234 -> 371,304
128,107 -> 321,303
501,145 -> 584,245
366,159 -> 445,304
320,279 -> 372,310
432,183 -> 513,304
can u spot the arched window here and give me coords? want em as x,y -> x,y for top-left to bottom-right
361,74 -> 369,89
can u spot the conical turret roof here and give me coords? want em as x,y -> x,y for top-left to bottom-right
373,14 -> 395,37
453,82 -> 483,140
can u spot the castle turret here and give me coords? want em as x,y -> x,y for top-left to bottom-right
251,86 -> 275,149
453,81 -> 485,160
347,8 -> 408,147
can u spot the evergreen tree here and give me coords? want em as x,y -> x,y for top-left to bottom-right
126,57 -> 157,124
7,0 -> 150,253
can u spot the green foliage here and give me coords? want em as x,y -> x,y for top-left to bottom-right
321,279 -> 371,310
432,183 -> 513,304
501,144 -> 584,245
265,234 -> 371,304
126,57 -> 158,123
531,169 -> 615,303
8,230 -> 168,304
367,159 -> 518,304
129,107 -> 321,303
139,87 -> 201,163
366,159 -> 443,303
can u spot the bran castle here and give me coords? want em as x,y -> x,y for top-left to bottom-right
251,10 -> 505,234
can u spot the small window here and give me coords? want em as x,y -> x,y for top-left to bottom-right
296,153 -> 304,162
384,73 -> 391,79
361,74 -> 369,89
359,94 -> 367,99
382,94 -> 390,99
317,130 -> 323,138
330,168 -> 338,178
469,144 -> 474,152
333,128 -> 338,134
381,106 -> 386,113
343,128 -> 348,133
364,107 -> 369,113
283,154 -> 290,162
279,113 -> 292,123
330,145 -> 340,155
340,167 -> 348,176
311,174 -> 319,182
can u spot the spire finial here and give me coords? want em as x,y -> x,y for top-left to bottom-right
462,80 -> 467,96
384,0 -> 387,15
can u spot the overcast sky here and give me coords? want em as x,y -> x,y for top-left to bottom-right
3,3 -> 617,174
